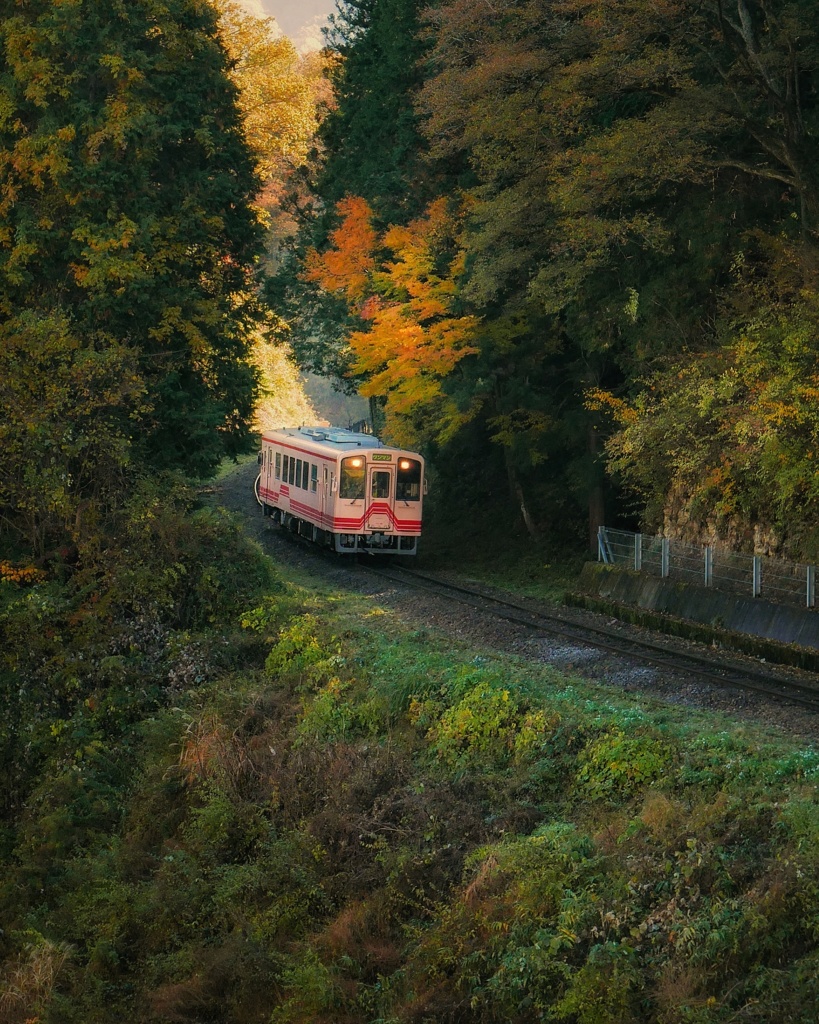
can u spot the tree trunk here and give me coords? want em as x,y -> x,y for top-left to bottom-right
505,450 -> 539,540
368,395 -> 385,438
584,357 -> 606,553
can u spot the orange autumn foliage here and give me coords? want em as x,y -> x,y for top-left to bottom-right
0,561 -> 47,586
304,196 -> 378,302
304,196 -> 479,444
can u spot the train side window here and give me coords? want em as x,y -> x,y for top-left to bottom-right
371,470 -> 390,499
288,457 -> 295,485
339,456 -> 365,499
283,455 -> 289,481
396,458 -> 422,500
311,464 -> 318,493
275,452 -> 281,480
296,459 -> 303,488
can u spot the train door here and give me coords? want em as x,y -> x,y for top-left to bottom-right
366,464 -> 394,531
265,445 -> 273,493
321,465 -> 330,527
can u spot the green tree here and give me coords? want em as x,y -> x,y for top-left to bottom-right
601,235 -> 819,556
320,0 -> 434,223
274,0 -> 819,549
418,0 -> 819,546
0,311 -> 146,554
586,0 -> 819,550
0,0 -> 264,497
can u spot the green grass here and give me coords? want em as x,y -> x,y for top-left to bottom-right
208,450 -> 260,483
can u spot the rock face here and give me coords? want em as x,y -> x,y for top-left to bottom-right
660,479 -> 784,557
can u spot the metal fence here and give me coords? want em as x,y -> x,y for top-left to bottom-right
598,526 -> 816,610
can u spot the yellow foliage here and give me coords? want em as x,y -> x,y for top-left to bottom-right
252,338 -> 320,431
585,388 -> 638,424
212,0 -> 328,181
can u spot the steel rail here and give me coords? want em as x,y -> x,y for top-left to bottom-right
361,564 -> 819,714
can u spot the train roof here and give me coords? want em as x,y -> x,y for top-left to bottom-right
264,426 -> 418,451
262,428 -> 424,462
294,427 -> 383,448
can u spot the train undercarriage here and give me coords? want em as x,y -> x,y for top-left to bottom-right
263,505 -> 417,555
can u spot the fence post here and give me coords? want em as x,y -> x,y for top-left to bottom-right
661,538 -> 670,578
752,556 -> 761,598
807,565 -> 815,609
598,525 -> 604,563
704,546 -> 713,587
634,533 -> 642,571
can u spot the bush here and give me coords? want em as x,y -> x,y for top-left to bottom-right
576,730 -> 674,801
419,679 -> 560,773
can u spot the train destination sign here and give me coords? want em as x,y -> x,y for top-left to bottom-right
371,453 -> 392,461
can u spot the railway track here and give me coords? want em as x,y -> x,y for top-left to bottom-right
244,485 -> 819,715
361,563 -> 819,714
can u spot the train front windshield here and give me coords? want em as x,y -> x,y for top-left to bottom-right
396,458 -> 422,500
340,456 -> 366,499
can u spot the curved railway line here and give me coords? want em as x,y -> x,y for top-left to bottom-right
359,562 -> 819,714
233,461 -> 819,719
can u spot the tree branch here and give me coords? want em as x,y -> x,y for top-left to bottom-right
714,159 -> 797,189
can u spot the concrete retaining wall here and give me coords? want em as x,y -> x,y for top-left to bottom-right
578,563 -> 819,650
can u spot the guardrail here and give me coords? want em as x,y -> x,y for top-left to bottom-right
598,526 -> 816,610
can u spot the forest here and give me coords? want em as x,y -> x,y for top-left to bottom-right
2,0 -> 818,560
276,0 -> 819,557
2,1 -> 819,1022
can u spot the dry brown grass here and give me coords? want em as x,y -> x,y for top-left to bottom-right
653,962 -> 712,1022
317,899 -> 402,977
640,792 -> 687,840
463,854 -> 501,907
176,711 -> 271,796
0,940 -> 72,1024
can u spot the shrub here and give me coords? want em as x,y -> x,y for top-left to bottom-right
83,475 -> 276,629
264,615 -> 342,688
576,730 -> 673,801
418,680 -> 560,773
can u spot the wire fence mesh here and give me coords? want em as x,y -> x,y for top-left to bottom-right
598,527 -> 816,610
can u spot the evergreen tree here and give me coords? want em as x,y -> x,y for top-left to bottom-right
320,0 -> 433,223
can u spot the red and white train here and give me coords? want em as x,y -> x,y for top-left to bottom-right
256,427 -> 425,554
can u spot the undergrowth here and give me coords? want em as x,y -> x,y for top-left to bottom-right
1,490 -> 818,1023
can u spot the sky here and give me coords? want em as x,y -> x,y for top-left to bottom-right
249,0 -> 336,52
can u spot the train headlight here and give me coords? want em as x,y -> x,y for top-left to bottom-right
351,457 -> 363,467
399,459 -> 411,469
